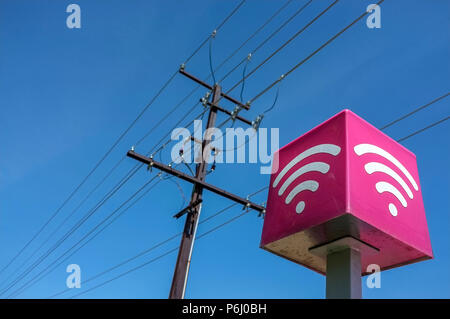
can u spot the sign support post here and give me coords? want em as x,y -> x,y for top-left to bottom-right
325,247 -> 362,299
308,236 -> 379,299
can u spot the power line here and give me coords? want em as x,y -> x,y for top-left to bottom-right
7,99 -> 192,286
38,0 -> 250,258
148,102 -> 204,157
2,107 -> 199,294
19,177 -> 168,299
204,0 -> 333,113
138,0 -> 293,154
14,22 -> 268,290
63,187 -> 267,299
47,202 -> 232,299
214,0 -> 247,34
135,0 -> 304,160
0,70 -> 179,282
0,1 -> 384,300
249,0 -> 385,104
47,186 -> 268,299
11,0 -> 435,300
63,110 -> 450,299
8,110 -> 179,289
37,77 -> 447,300
69,248 -> 179,299
396,116 -> 450,143
65,108 -> 449,299
66,212 -> 244,299
380,92 -> 450,130
0,163 -> 143,296
2,0 -> 346,290
2,107 -> 207,297
135,0 -> 260,150
50,100 -> 450,299
0,156 -> 126,291
59,37 -> 448,303
199,203 -> 238,225
7,173 -> 164,298
7,108 -> 211,298
188,0 -> 322,147
136,0 -> 294,149
219,0 -> 313,83
227,0 -> 337,97
135,90 -> 200,147
14,154 -> 204,299
49,235 -> 180,299
1,0 -> 248,287
217,0 -> 294,80
183,0 -> 247,65
170,0 -> 317,128
209,36 -> 217,85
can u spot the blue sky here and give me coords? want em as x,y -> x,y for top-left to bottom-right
0,0 -> 449,299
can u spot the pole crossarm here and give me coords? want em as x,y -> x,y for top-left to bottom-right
204,101 -> 253,126
128,76 -> 259,299
179,68 -> 249,110
127,150 -> 265,213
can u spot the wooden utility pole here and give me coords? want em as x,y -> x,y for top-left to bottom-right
127,68 -> 264,299
168,84 -> 221,299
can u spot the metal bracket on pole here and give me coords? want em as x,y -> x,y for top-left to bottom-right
173,199 -> 203,219
252,114 -> 264,131
204,101 -> 253,126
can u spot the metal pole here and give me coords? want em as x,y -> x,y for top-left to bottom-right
326,247 -> 362,299
168,84 -> 221,299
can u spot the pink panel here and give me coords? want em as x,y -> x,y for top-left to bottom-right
261,109 -> 433,270
261,111 -> 347,247
346,111 -> 433,257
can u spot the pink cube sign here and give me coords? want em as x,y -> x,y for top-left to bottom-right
261,109 -> 433,275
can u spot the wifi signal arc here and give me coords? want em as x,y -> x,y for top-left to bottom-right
285,180 -> 319,214
278,162 -> 330,196
354,143 -> 418,217
273,144 -> 341,214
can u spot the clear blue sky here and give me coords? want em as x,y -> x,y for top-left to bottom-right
0,0 -> 449,299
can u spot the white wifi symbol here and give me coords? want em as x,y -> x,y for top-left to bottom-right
354,144 -> 419,217
272,144 -> 341,214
